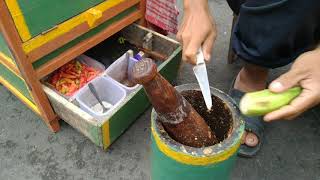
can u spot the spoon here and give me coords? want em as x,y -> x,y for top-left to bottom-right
88,83 -> 109,113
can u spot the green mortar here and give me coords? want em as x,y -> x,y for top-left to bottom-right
150,84 -> 245,180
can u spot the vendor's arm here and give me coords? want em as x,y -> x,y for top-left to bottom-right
264,48 -> 320,121
177,0 -> 216,64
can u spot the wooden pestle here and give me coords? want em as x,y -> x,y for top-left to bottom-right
132,58 -> 217,147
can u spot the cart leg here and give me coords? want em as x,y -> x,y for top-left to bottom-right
139,0 -> 147,27
28,80 -> 61,133
0,0 -> 60,132
25,80 -> 61,133
46,115 -> 60,133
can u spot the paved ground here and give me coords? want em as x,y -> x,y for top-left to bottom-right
1,1 -> 320,180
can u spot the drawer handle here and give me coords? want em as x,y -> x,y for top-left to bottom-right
86,8 -> 103,27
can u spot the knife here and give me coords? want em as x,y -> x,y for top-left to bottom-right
193,48 -> 212,110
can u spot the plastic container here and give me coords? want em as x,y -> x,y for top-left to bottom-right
77,55 -> 105,71
45,55 -> 105,101
75,76 -> 126,121
104,51 -> 140,93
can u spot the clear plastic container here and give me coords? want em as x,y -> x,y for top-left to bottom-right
104,51 -> 140,93
77,55 -> 105,71
45,55 -> 106,101
75,76 -> 126,121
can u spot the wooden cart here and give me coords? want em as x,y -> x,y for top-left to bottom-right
0,0 -> 182,149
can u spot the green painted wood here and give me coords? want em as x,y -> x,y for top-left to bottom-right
0,33 -> 16,62
158,48 -> 182,83
16,0 -> 104,39
0,63 -> 33,102
151,135 -> 237,180
88,125 -> 103,147
32,6 -> 138,69
109,89 -> 150,143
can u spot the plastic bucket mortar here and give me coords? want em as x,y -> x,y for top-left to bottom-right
150,84 -> 245,180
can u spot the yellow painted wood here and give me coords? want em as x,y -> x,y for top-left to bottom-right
0,76 -> 40,115
0,52 -> 16,67
86,8 -> 103,27
4,0 -> 31,41
102,121 -> 111,148
0,52 -> 20,77
151,125 -> 241,166
0,52 -> 26,81
0,57 -> 20,80
0,53 -> 37,113
21,0 -> 127,54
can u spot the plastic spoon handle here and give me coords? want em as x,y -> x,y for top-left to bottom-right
88,83 -> 108,113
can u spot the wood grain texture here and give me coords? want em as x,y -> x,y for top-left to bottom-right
121,25 -> 179,57
138,0 -> 146,26
0,0 -> 60,132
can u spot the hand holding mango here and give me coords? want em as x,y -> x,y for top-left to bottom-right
240,87 -> 302,116
240,48 -> 320,121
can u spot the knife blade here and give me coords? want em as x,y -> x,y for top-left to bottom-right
193,48 -> 212,110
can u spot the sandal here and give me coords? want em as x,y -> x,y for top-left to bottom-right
229,78 -> 265,158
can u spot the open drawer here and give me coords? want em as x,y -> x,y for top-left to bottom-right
43,24 -> 182,149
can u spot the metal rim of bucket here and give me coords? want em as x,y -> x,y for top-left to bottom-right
151,83 -> 245,166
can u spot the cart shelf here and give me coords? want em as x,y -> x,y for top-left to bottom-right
0,0 -> 182,149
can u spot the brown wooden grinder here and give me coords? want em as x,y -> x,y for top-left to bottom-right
132,58 -> 218,147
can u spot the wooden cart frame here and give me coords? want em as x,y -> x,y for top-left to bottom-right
0,0 -> 146,132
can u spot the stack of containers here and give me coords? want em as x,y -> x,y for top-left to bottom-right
104,50 -> 141,93
75,50 -> 142,121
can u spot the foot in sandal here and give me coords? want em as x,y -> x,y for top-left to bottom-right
229,63 -> 268,157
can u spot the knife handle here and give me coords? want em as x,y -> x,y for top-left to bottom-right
196,47 -> 205,65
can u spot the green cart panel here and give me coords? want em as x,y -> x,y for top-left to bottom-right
0,33 -> 15,61
0,63 -> 33,102
32,6 -> 137,69
9,0 -> 104,40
